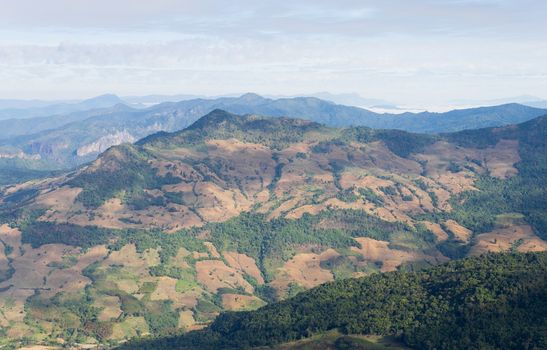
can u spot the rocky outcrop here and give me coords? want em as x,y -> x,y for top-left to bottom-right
76,130 -> 136,157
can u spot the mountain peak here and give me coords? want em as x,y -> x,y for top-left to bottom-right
79,94 -> 125,109
139,110 -> 325,150
82,93 -> 122,103
187,109 -> 238,130
237,92 -> 267,103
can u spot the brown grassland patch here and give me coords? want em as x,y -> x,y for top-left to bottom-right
223,251 -> 264,284
221,293 -> 266,311
178,309 -> 196,329
421,221 -> 449,242
443,219 -> 472,242
195,259 -> 253,293
350,237 -> 442,272
149,276 -> 202,308
94,295 -> 122,321
271,249 -> 338,291
470,225 -> 547,255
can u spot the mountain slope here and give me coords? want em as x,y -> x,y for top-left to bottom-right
0,111 -> 545,348
122,252 -> 547,350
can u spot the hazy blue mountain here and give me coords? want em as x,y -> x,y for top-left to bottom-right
0,93 -> 125,120
121,94 -> 207,106
221,95 -> 547,132
377,103 -> 547,133
309,91 -> 396,108
448,95 -> 547,110
0,103 -> 132,140
523,100 -> 547,109
0,98 -> 76,110
449,95 -> 545,107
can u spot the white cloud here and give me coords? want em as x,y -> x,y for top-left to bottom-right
0,0 -> 545,106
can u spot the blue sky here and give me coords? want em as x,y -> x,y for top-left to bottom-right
0,0 -> 546,106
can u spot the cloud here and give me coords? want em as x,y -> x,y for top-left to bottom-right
1,0 -> 544,37
0,0 -> 546,105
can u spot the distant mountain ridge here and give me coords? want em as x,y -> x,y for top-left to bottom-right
0,94 -> 125,120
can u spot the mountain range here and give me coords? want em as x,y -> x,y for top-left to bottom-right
0,109 -> 545,348
0,93 -> 545,187
0,94 -> 125,120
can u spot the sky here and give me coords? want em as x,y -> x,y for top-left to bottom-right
0,0 -> 546,107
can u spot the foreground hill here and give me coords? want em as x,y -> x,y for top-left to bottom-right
121,251 -> 547,350
0,94 -> 544,179
0,111 -> 545,347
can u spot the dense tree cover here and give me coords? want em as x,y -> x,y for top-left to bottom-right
337,126 -> 438,158
20,221 -> 116,248
3,188 -> 39,204
120,252 -> 547,350
357,187 -> 384,206
19,220 -> 208,264
370,129 -> 438,159
144,300 -> 180,335
207,211 -> 355,264
335,188 -> 360,202
309,126 -> 438,159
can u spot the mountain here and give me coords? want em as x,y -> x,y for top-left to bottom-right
0,110 -> 545,348
121,251 -> 547,350
1,94 -> 545,177
121,94 -> 207,107
523,100 -> 547,109
306,92 -> 396,108
0,94 -> 125,120
0,104 -> 134,185
447,95 -> 547,111
0,98 -> 76,110
0,103 -> 132,140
